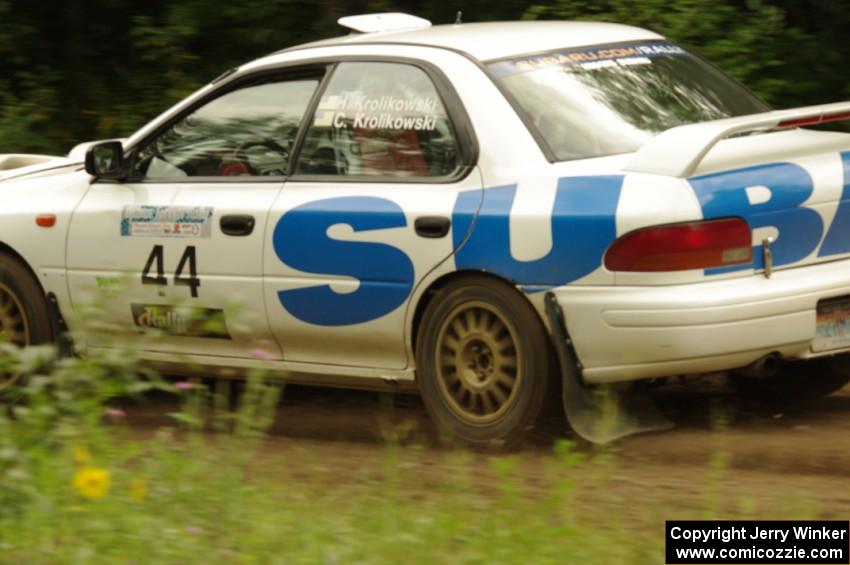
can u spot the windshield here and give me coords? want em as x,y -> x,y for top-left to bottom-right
489,41 -> 770,161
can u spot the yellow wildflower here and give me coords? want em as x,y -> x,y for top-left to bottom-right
72,446 -> 90,465
129,476 -> 148,502
72,467 -> 111,500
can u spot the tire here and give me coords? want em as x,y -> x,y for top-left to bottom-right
415,275 -> 552,447
731,357 -> 850,406
0,254 -> 52,389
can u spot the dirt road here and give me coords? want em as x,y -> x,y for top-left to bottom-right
119,375 -> 850,521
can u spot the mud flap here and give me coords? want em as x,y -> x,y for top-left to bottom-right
46,292 -> 73,358
544,292 -> 674,444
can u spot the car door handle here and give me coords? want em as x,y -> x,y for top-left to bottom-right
414,216 -> 451,238
220,214 -> 255,236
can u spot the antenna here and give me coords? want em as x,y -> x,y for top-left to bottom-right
455,11 -> 463,25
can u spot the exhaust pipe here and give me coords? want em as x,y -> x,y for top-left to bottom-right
737,353 -> 781,378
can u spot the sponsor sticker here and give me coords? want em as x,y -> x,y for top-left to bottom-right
121,206 -> 213,238
488,41 -> 687,77
131,303 -> 230,339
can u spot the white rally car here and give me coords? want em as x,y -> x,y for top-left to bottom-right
2,13 -> 850,444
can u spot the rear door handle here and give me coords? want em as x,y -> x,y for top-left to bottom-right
220,214 -> 255,236
414,216 -> 451,239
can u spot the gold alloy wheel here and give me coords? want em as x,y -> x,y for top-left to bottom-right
435,300 -> 522,424
0,282 -> 29,389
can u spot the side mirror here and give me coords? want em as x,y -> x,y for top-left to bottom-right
85,141 -> 126,180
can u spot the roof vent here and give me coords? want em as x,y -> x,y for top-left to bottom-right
337,13 -> 432,34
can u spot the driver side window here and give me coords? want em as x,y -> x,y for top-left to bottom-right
132,74 -> 321,179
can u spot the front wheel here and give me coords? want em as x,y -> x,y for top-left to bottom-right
0,254 -> 53,389
415,276 -> 552,447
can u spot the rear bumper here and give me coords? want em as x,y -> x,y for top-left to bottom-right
551,259 -> 850,384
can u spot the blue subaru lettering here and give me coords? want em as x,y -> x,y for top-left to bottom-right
818,151 -> 850,257
690,162 -> 822,273
273,196 -> 414,326
452,176 -> 624,290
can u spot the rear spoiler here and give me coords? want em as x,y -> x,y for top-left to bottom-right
624,101 -> 850,178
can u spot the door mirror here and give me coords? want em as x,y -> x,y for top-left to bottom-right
85,141 -> 126,180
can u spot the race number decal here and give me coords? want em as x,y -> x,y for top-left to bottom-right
174,246 -> 201,297
141,245 -> 167,287
141,245 -> 201,298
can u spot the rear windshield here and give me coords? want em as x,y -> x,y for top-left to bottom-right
489,41 -> 770,161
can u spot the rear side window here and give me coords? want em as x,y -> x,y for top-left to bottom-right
490,41 -> 770,161
295,62 -> 460,178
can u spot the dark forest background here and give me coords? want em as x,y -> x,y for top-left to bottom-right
1,0 -> 847,154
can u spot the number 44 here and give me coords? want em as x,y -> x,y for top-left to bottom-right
142,245 -> 201,298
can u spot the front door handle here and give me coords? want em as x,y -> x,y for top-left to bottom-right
220,214 -> 255,236
414,216 -> 451,239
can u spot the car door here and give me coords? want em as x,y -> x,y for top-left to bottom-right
264,60 -> 481,370
67,67 -> 326,358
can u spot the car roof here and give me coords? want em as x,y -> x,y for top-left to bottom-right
283,20 -> 664,62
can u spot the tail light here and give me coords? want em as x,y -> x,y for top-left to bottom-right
604,217 -> 752,272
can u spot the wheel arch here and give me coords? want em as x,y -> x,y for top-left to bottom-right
410,269 -> 556,359
0,240 -> 45,294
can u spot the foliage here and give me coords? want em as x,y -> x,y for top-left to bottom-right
0,337 -> 657,563
522,0 -> 849,109
0,316 -> 640,563
0,295 -> 825,562
0,1 -> 848,155
0,333 -> 822,563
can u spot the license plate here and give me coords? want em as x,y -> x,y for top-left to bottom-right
813,297 -> 850,352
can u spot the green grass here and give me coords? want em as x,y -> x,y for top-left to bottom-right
0,429 -> 666,564
0,325 -> 823,564
0,341 -> 659,564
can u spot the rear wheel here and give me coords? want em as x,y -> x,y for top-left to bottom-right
0,254 -> 52,390
731,357 -> 850,406
416,276 -> 552,447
